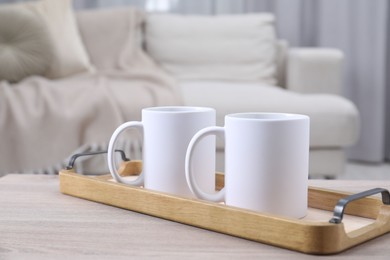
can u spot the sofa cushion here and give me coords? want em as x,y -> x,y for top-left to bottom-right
76,7 -> 145,70
23,0 -> 93,79
179,81 -> 360,148
145,13 -> 277,85
0,6 -> 53,82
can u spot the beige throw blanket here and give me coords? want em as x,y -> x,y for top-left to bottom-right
0,6 -> 182,174
0,70 -> 181,174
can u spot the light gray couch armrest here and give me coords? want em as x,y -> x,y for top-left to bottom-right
286,48 -> 344,94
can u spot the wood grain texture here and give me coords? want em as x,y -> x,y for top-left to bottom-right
58,161 -> 390,255
2,169 -> 390,258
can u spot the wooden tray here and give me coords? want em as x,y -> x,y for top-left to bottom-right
59,160 -> 390,255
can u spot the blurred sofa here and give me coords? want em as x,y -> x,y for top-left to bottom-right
144,13 -> 359,178
0,0 -> 359,178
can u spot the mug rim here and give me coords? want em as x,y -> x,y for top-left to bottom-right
144,106 -> 215,113
227,112 -> 309,121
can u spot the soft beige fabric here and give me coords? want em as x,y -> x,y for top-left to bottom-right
179,80 -> 360,147
0,6 -> 182,174
23,0 -> 93,79
145,13 -> 277,85
287,48 -> 344,95
309,148 -> 345,178
0,71 -> 181,173
76,7 -> 145,71
0,6 -> 53,82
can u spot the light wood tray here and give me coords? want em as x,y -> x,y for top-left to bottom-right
59,160 -> 390,255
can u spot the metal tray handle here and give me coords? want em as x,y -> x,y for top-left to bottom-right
66,150 -> 130,170
329,188 -> 390,224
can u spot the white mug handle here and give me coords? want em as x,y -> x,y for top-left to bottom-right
107,121 -> 144,186
185,126 -> 225,202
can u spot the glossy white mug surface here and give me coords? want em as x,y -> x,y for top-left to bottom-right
186,112 -> 310,218
108,106 -> 216,197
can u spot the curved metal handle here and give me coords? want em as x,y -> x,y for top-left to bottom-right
329,188 -> 390,224
66,150 -> 130,170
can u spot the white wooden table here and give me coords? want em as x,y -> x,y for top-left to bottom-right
1,174 -> 390,259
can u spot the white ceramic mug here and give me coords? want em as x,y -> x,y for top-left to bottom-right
107,106 -> 216,197
185,112 -> 310,218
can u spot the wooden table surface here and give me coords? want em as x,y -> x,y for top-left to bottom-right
1,174 -> 390,259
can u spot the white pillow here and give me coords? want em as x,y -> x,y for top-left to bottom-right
145,13 -> 277,85
0,6 -> 53,82
24,0 -> 93,78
